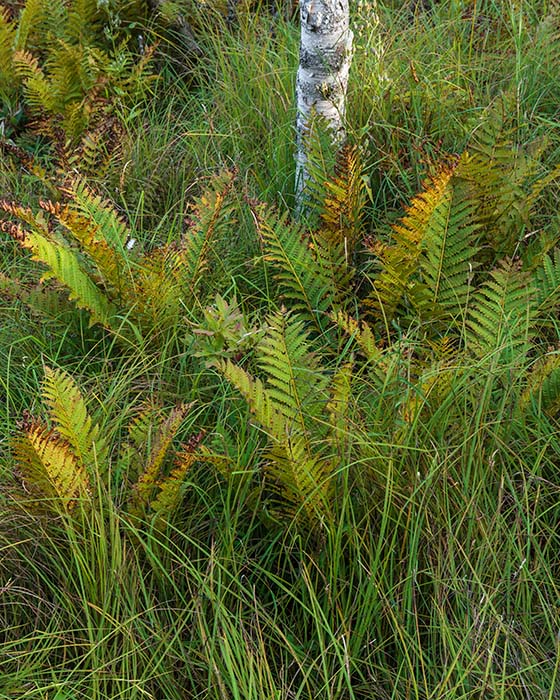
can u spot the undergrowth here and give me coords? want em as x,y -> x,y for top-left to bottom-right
1,1 -> 560,698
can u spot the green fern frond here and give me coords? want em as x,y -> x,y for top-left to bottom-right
12,421 -> 92,512
301,121 -> 364,307
420,173 -> 479,319
266,437 -> 333,525
313,143 -> 367,295
462,101 -> 548,257
127,403 -> 165,452
126,170 -> 235,328
466,259 -> 536,360
534,248 -> 560,320
42,0 -> 68,42
253,203 -> 335,333
42,366 -> 107,473
50,41 -> 100,101
23,228 -> 117,328
215,310 -> 336,527
257,309 -> 327,427
519,352 -> 560,419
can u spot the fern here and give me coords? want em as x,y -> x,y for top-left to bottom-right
5,0 -> 153,156
2,171 -> 238,339
370,161 -> 456,322
14,0 -> 48,52
10,367 -> 107,513
13,50 -> 54,114
310,143 -> 367,302
326,361 -> 354,457
462,99 -> 557,259
420,172 -> 479,319
23,227 -> 117,327
519,352 -> 560,419
466,259 -> 536,361
534,248 -> 560,321
257,145 -> 365,327
253,204 -> 336,333
332,311 -> 383,365
266,437 -> 333,524
215,310 -> 337,527
128,403 -> 192,518
0,9 -> 17,92
10,371 -> 202,522
65,0 -> 103,44
42,366 -> 107,474
180,169 -> 236,297
12,422 -> 92,513
318,144 -> 367,257
131,169 -> 237,328
53,181 -> 132,298
149,435 -> 204,526
257,310 -> 327,427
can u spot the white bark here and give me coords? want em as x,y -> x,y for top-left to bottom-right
295,0 -> 353,213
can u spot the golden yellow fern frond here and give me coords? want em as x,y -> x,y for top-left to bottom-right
0,8 -> 17,89
13,49 -> 55,115
25,230 -> 117,327
46,181 -> 132,298
2,197 -> 119,328
14,0 -> 48,51
369,162 -> 455,322
216,359 -> 285,440
12,422 -> 92,512
332,311 -> 383,364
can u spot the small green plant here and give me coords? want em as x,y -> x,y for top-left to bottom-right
191,293 -> 263,364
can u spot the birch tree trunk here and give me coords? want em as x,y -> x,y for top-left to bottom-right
295,0 -> 353,213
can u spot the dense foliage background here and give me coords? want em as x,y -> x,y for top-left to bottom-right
1,1 -> 560,698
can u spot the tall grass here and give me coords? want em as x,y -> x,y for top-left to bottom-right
1,1 -> 560,698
